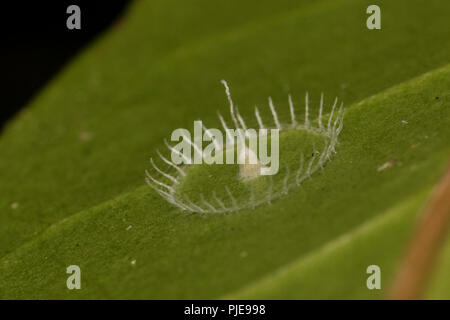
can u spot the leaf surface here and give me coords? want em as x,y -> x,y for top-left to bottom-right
0,0 -> 449,298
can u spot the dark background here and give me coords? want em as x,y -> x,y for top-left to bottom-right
0,1 -> 131,131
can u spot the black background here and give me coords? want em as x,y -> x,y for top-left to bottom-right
0,1 -> 131,131
0,299 -> 415,316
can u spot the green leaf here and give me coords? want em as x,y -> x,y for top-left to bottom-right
227,190 -> 430,299
0,0 -> 449,299
426,223 -> 450,299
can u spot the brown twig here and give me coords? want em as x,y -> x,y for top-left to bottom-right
388,163 -> 450,299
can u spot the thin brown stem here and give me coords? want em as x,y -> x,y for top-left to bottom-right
388,163 -> 450,300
